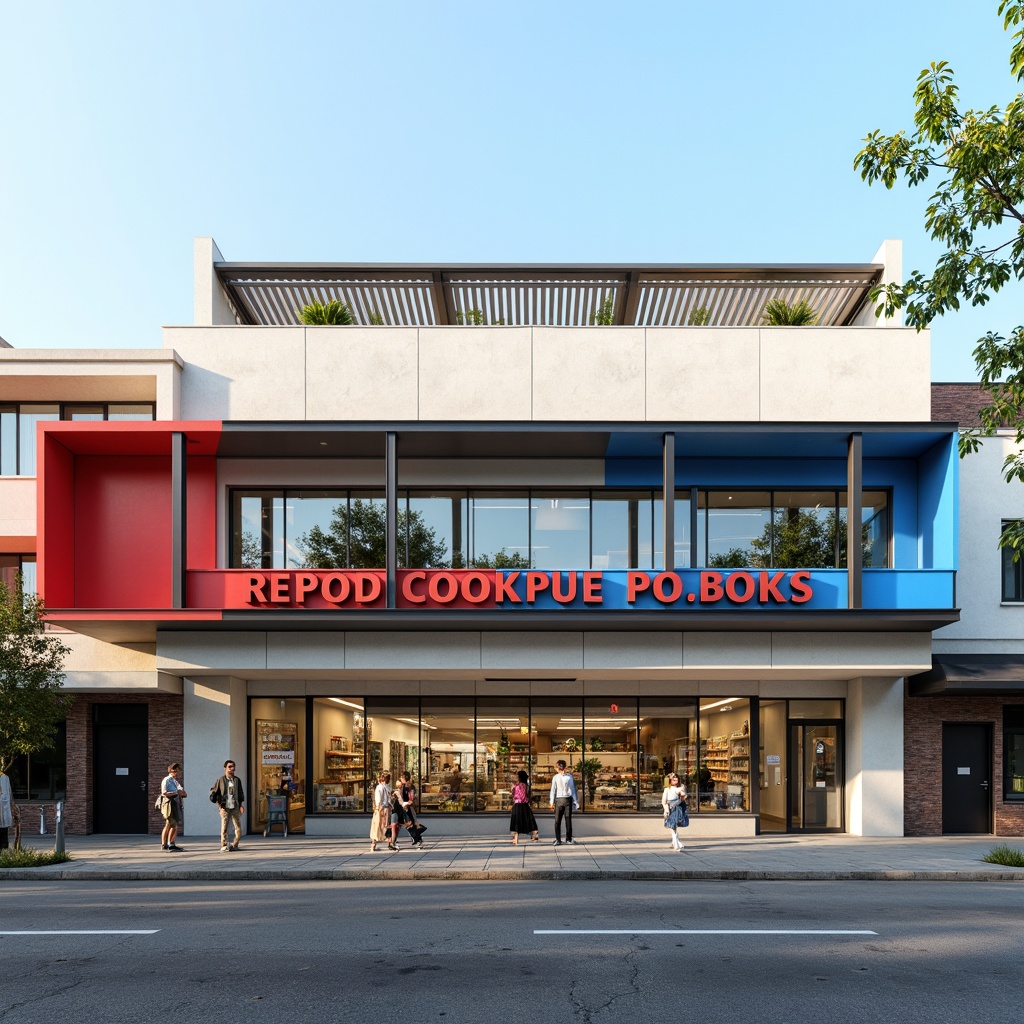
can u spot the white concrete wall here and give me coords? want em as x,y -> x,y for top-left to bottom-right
182,675 -> 247,835
156,630 -> 931,682
0,477 -> 35,541
846,676 -> 904,836
163,325 -> 931,425
852,239 -> 903,327
934,432 -> 1024,652
193,238 -> 238,327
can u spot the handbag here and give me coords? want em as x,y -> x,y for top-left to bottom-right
154,794 -> 163,812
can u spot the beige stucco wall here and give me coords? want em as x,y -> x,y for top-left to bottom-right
164,325 -> 930,424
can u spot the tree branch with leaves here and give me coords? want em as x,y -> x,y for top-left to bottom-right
855,2 -> 1024,557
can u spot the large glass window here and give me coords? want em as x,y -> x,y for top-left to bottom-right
17,405 -> 59,477
704,492 -> 771,568
476,698 -> 531,812
592,491 -> 654,569
698,697 -> 752,812
530,698 -> 584,812
251,699 -> 307,834
0,555 -> 36,596
1002,522 -> 1024,601
839,491 -> 890,568
653,491 -> 692,569
421,699 -> 476,812
582,697 -> 638,811
312,697 -> 365,813
8,721 -> 66,800
469,494 -> 529,568
531,492 -> 590,569
364,698 -> 421,811
770,491 -> 839,568
641,700 -> 698,810
408,491 -> 467,568
1004,706 -> 1024,800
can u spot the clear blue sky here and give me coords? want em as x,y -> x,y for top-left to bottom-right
1,1 -> 1021,380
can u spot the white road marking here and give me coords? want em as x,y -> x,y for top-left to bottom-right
0,930 -> 160,936
534,929 -> 878,935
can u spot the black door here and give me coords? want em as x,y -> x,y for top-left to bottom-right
93,704 -> 149,833
942,723 -> 992,834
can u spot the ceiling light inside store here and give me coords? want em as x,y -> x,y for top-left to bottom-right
700,697 -> 741,712
329,699 -> 364,710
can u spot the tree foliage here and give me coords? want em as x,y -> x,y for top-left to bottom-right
761,298 -> 818,326
855,3 -> 1024,554
298,499 -> 450,569
0,577 -> 72,775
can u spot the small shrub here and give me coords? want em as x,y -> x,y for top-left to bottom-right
762,298 -> 818,326
0,848 -> 72,869
590,294 -> 616,325
688,306 -> 710,326
297,299 -> 354,325
981,843 -> 1024,867
456,308 -> 487,325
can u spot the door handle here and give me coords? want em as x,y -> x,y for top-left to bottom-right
980,781 -> 989,790
140,780 -> 147,791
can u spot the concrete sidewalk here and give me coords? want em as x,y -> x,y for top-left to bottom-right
4,832 -> 1024,882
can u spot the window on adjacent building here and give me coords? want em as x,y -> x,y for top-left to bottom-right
8,721 -> 66,801
1002,522 -> 1024,601
0,402 -> 155,476
0,554 -> 36,596
1004,706 -> 1024,800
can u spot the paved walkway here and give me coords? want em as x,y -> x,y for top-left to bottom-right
5,832 -> 1024,881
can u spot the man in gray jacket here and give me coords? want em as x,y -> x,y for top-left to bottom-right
210,760 -> 245,852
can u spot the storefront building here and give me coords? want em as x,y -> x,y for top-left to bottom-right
1,239 -> 966,837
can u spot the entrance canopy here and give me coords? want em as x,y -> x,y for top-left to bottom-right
910,654 -> 1024,695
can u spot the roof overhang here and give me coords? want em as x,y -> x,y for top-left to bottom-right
909,654 -> 1024,695
214,262 -> 883,329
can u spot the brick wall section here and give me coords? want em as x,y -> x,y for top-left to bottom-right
64,693 -> 184,835
904,683 -> 1024,836
931,382 -> 993,426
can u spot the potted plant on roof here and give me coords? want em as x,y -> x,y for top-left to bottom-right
761,298 -> 818,325
297,299 -> 354,325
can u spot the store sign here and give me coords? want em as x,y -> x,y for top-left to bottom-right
262,750 -> 295,765
232,568 -> 814,610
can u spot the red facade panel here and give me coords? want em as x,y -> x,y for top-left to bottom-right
37,431 -> 76,607
74,455 -> 173,608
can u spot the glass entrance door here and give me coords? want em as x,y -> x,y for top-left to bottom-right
788,722 -> 843,831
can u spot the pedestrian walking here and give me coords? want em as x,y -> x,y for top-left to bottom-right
509,770 -> 539,845
160,762 -> 187,851
0,768 -> 12,851
662,772 -> 688,851
210,759 -> 245,852
398,771 -> 424,846
370,771 -> 392,852
548,759 -> 579,845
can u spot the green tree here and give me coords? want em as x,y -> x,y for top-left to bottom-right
298,499 -> 450,569
297,299 -> 354,325
0,576 -> 72,775
855,2 -> 1024,555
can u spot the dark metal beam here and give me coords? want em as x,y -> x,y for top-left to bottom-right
847,432 -> 863,609
171,432 -> 187,609
386,431 -> 398,609
663,432 -> 675,571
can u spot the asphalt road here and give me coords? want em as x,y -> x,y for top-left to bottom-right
1,879 -> 1022,1023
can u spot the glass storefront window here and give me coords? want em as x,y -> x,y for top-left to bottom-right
421,699 -> 476,811
1004,707 -> 1024,800
408,491 -> 467,568
364,698 -> 421,810
653,491 -> 692,569
530,698 -> 584,812
582,697 -> 638,811
233,492 -> 284,569
838,490 -> 890,568
698,697 -> 752,812
288,491 -> 346,568
591,491 -> 654,569
531,492 -> 590,569
476,698 -> 531,812
770,491 -> 839,568
641,700 -> 697,810
251,698 -> 307,834
469,493 -> 529,568
312,697 -> 365,812
704,492 -> 771,568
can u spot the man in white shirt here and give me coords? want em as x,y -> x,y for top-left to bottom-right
210,760 -> 245,852
548,760 -> 580,846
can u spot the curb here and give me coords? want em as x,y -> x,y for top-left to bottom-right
4,869 -> 1024,882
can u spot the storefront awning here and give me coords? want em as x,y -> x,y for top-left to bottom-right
909,654 -> 1024,695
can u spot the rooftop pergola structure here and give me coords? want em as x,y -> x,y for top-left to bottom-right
213,262 -> 883,328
